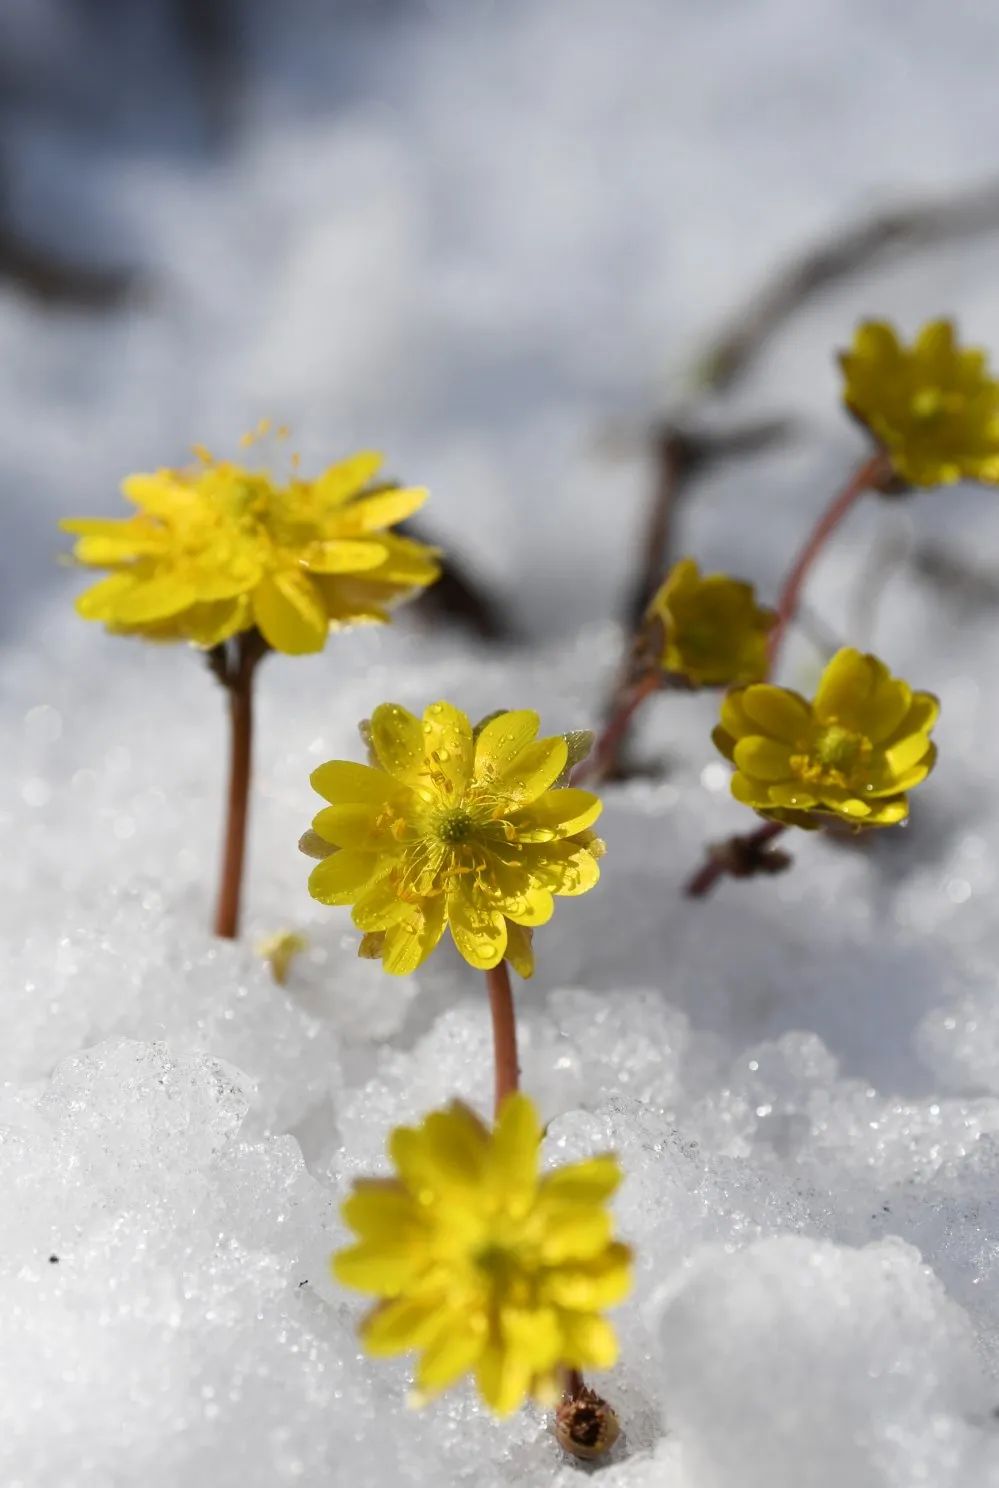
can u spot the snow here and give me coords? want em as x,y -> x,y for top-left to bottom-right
7,1 -> 999,1484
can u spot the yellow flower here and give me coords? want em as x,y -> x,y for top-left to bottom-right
334,1093 -> 632,1417
61,447 -> 440,652
256,929 -> 308,985
646,557 -> 775,687
712,647 -> 938,829
840,319 -> 999,487
301,703 -> 603,977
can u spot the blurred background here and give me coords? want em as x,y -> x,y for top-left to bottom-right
6,0 -> 999,643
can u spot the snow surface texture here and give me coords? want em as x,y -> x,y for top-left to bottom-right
7,1 -> 999,1485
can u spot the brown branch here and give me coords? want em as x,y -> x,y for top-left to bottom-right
403,519 -> 514,642
0,226 -> 135,310
684,821 -> 791,899
693,178 -> 999,394
767,450 -> 891,671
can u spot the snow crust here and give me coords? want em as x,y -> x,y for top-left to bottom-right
7,1 -> 999,1484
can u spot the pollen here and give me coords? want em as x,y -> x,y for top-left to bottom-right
814,724 -> 868,773
435,807 -> 475,844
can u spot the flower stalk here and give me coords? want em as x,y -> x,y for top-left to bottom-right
212,629 -> 268,939
683,819 -> 789,898
486,960 -> 520,1114
767,449 -> 892,671
580,670 -> 661,785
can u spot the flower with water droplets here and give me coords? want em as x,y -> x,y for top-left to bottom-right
840,319 -> 999,487
61,443 -> 439,652
300,702 -> 602,976
712,647 -> 939,829
645,557 -> 775,687
334,1093 -> 631,1417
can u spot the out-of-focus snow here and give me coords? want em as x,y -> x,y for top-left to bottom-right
6,1 -> 999,1485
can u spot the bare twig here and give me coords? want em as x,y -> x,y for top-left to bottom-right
910,542 -> 999,609
684,821 -> 791,899
0,226 -> 135,310
405,519 -> 514,642
692,179 -> 999,394
622,417 -> 793,629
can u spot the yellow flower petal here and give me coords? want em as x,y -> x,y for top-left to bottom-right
252,570 -> 328,653
308,849 -> 382,904
312,803 -> 388,850
333,1242 -> 423,1295
540,1155 -> 621,1205
732,737 -> 794,782
312,451 -> 384,506
718,690 -> 754,742
421,1103 -> 491,1186
503,921 -> 535,979
867,795 -> 910,825
509,788 -> 602,840
421,701 -> 474,797
74,572 -> 139,621
362,1295 -> 444,1355
364,534 -> 442,586
369,703 -> 427,785
310,759 -> 401,807
491,1094 -> 541,1191
342,1179 -> 417,1241
539,1209 -> 613,1265
475,1344 -> 533,1418
766,782 -> 818,810
341,486 -> 428,532
540,1243 -> 633,1310
495,737 -> 569,804
474,710 -> 541,779
525,840 -> 601,897
892,692 -> 939,740
885,731 -> 933,775
501,885 -> 554,928
351,875 -> 413,932
500,1304 -> 563,1373
447,885 -> 508,969
740,685 -> 811,742
559,1312 -> 619,1369
302,538 -> 388,574
813,648 -> 878,728
112,573 -> 198,623
381,898 -> 447,976
416,1318 -> 487,1395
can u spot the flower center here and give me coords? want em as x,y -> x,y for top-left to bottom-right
910,386 -> 957,424
680,619 -> 721,656
435,807 -> 475,844
792,724 -> 872,789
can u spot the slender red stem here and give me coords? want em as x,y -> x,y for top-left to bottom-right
213,634 -> 265,939
485,960 -> 519,1115
767,450 -> 890,672
576,671 -> 660,785
683,819 -> 787,898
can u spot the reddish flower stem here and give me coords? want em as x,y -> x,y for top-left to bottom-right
483,966 -> 616,1437
683,819 -> 788,898
485,959 -> 520,1115
213,632 -> 266,939
685,449 -> 891,900
767,450 -> 891,672
576,670 -> 661,785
